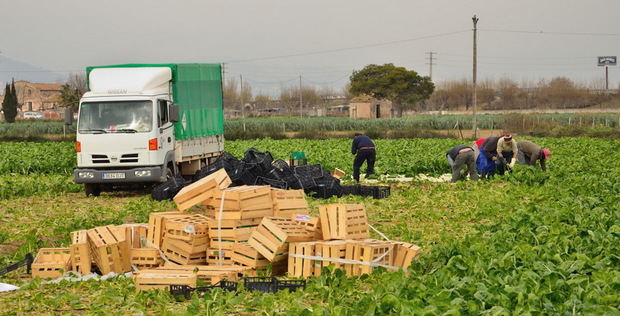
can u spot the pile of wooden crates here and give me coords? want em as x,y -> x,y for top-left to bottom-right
31,169 -> 420,290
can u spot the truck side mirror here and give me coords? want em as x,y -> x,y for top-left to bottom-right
64,107 -> 73,125
169,104 -> 179,123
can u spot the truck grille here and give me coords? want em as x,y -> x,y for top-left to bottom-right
91,154 -> 110,164
120,153 -> 139,163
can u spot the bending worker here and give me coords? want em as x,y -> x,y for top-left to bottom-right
351,133 -> 376,182
517,141 -> 551,171
446,145 -> 479,182
482,134 -> 517,175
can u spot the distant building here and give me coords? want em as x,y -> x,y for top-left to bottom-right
349,95 -> 393,119
14,81 -> 63,112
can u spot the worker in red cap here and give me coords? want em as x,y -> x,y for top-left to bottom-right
517,141 -> 551,171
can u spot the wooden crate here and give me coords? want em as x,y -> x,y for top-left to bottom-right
208,186 -> 274,220
161,238 -> 207,265
164,214 -> 210,242
271,189 -> 309,218
155,265 -> 246,283
319,204 -> 369,240
32,248 -> 72,279
231,242 -> 269,269
248,217 -> 316,262
147,211 -> 189,248
206,248 -> 234,265
70,230 -> 91,275
173,169 -> 232,211
208,217 -> 261,251
119,224 -> 148,248
130,248 -> 163,269
392,242 -> 421,269
345,240 -> 394,276
134,269 -> 197,291
87,225 -> 131,274
291,214 -> 322,239
319,240 -> 350,271
331,168 -> 345,179
288,242 -> 321,278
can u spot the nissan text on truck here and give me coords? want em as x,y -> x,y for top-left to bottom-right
72,64 -> 224,196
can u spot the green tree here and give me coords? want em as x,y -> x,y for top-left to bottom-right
349,63 -> 434,116
2,80 -> 18,123
60,73 -> 87,111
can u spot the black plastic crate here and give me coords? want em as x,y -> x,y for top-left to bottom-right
373,186 -> 391,199
340,185 -> 360,196
170,281 -> 238,299
310,184 -> 342,199
276,279 -> 306,292
242,277 -> 305,294
243,148 -> 274,171
297,174 -> 317,190
255,176 -> 287,189
358,185 -> 391,199
294,164 -> 323,178
243,277 -> 278,293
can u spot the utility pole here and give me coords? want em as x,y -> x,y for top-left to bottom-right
221,63 -> 226,110
240,74 -> 244,118
606,66 -> 609,90
472,15 -> 479,139
299,75 -> 303,117
426,52 -> 436,80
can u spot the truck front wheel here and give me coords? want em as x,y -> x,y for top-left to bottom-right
84,184 -> 101,197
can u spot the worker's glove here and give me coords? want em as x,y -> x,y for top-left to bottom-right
509,160 -> 516,169
492,156 -> 498,161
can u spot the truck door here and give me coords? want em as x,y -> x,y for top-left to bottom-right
157,99 -> 175,174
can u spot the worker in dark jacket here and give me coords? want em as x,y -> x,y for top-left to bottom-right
517,141 -> 551,171
351,133 -> 376,182
446,145 -> 479,182
482,135 -> 516,175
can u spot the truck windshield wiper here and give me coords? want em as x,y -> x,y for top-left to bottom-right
114,128 -> 138,133
80,129 -> 107,134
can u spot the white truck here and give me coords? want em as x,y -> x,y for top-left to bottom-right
71,63 -> 224,196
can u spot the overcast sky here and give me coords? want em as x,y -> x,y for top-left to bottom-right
1,0 -> 619,95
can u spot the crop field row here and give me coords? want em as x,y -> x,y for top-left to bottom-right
1,113 -> 619,139
0,137 -> 618,314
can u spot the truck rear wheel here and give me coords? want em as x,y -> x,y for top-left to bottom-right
84,184 -> 101,197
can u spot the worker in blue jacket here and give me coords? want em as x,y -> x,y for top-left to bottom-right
351,133 -> 376,182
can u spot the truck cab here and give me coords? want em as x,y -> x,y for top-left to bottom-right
73,65 -> 224,196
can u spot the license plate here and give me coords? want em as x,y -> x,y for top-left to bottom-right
102,172 -> 125,179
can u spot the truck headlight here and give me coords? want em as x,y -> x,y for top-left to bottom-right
135,170 -> 152,177
78,171 -> 95,179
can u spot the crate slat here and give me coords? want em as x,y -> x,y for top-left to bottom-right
345,240 -> 393,276
161,238 -> 207,265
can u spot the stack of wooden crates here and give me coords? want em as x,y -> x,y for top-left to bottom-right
30,168 -> 421,291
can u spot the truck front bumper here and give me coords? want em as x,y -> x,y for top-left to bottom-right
74,166 -> 164,184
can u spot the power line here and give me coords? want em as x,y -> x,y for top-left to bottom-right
225,30 -> 469,63
480,29 -> 620,36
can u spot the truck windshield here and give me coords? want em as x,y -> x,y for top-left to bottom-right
78,101 -> 153,133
